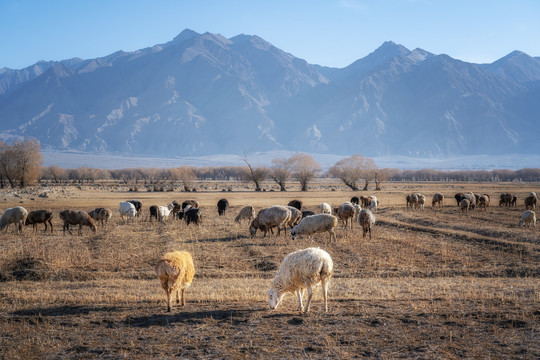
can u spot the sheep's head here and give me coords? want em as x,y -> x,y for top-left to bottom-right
249,219 -> 259,238
267,287 -> 284,310
290,227 -> 297,240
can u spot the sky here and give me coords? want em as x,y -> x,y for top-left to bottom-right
1,0 -> 539,70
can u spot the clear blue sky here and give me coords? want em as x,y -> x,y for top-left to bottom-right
1,0 -> 539,70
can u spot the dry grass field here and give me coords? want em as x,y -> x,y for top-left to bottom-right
0,180 -> 538,359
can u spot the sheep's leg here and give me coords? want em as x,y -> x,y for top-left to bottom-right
321,279 -> 329,312
180,288 -> 186,306
176,288 -> 180,304
304,287 -> 314,313
296,289 -> 305,312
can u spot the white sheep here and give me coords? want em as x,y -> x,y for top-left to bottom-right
0,206 -> 28,234
320,203 -> 331,214
290,213 -> 338,242
250,205 -> 291,238
519,210 -> 536,228
119,201 -> 137,224
267,247 -> 333,313
369,195 -> 378,212
234,205 -> 256,223
359,209 -> 376,239
336,202 -> 355,229
155,251 -> 195,312
158,205 -> 171,222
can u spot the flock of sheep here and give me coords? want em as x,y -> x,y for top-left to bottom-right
0,190 -> 537,313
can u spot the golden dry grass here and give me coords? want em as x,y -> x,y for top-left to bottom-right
0,180 -> 539,359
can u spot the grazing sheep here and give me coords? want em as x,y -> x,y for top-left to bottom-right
336,202 -> 356,229
432,193 -> 444,208
182,200 -> 199,210
525,195 -> 537,210
59,209 -> 96,235
460,199 -> 470,214
416,193 -> 426,210
301,210 -> 316,218
158,205 -> 172,222
409,193 -> 419,209
519,210 -> 536,228
477,195 -> 490,211
285,206 -> 303,229
511,195 -> 517,207
127,199 -> 142,217
119,201 -> 137,224
360,196 -> 371,208
217,198 -> 229,216
287,200 -> 303,211
499,193 -> 513,207
250,205 -> 291,238
291,214 -> 338,242
455,193 -> 465,206
0,206 -> 28,234
267,247 -> 333,313
25,209 -> 53,233
185,208 -> 202,226
406,194 -> 412,208
155,251 -> 195,312
462,193 -> 476,210
169,201 -> 182,218
359,209 -> 376,239
320,203 -> 332,214
88,208 -> 112,228
234,206 -> 256,223
350,196 -> 360,205
149,205 -> 159,222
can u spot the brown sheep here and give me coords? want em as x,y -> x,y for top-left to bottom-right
477,195 -> 490,211
88,208 -> 112,228
499,193 -> 513,207
25,209 -> 54,233
287,199 -> 303,211
432,193 -> 444,208
155,251 -> 195,312
525,195 -> 537,210
460,199 -> 470,214
59,210 -> 96,235
336,202 -> 355,229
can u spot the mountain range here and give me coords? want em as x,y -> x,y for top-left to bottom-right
1,29 -> 539,158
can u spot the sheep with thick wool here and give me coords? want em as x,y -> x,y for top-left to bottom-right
250,205 -> 291,238
119,201 -> 137,224
285,205 -> 303,229
267,247 -> 333,313
359,209 -> 376,239
519,210 -> 536,228
0,206 -> 28,234
155,251 -> 195,312
524,194 -> 537,210
320,203 -> 332,214
336,202 -> 356,229
291,213 -> 338,242
234,205 -> 255,224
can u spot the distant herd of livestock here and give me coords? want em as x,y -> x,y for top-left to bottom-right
0,191 -> 537,313
0,191 -> 537,237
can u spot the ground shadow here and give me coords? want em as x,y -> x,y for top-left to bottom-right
124,307 -> 263,328
12,305 -> 120,317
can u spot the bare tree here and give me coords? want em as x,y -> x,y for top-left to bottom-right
287,153 -> 320,191
174,167 -> 198,191
329,154 -> 375,191
0,139 -> 43,187
269,157 -> 291,191
243,153 -> 268,191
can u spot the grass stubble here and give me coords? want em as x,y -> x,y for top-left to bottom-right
0,181 -> 538,359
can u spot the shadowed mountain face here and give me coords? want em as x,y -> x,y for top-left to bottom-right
1,29 -> 539,157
